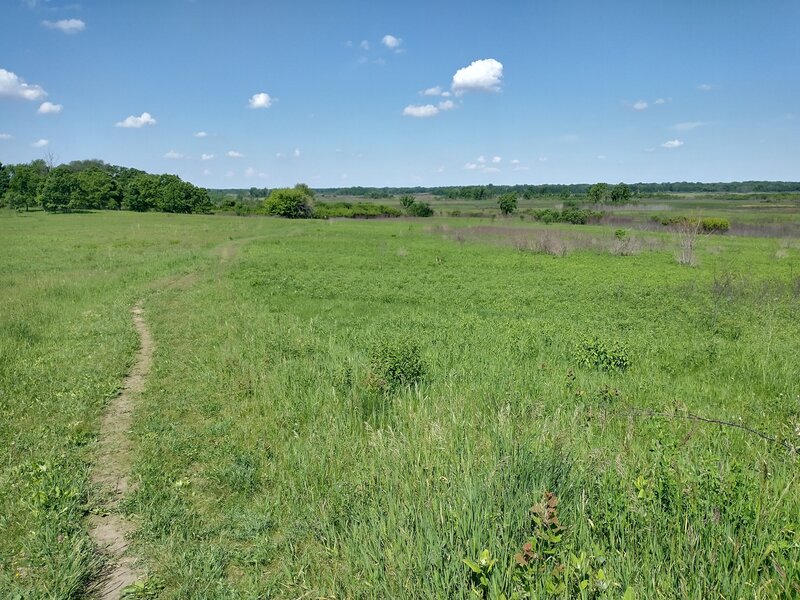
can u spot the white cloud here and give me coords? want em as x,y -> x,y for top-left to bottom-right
673,121 -> 706,131
381,34 -> 402,50
201,153 -> 214,160
477,155 -> 486,163
37,101 -> 62,114
451,58 -> 503,94
31,138 -> 49,148
194,131 -> 208,137
538,156 -> 549,162
491,156 -> 501,163
0,133 -> 13,140
438,99 -> 455,111
662,139 -> 684,148
293,148 -> 301,157
164,149 -> 184,159
275,152 -> 285,158
42,18 -> 85,34
697,83 -> 713,91
115,112 -> 156,128
654,98 -> 666,105
0,68 -> 47,101
227,150 -> 244,158
464,162 -> 479,170
360,40 -> 369,50
248,92 -> 272,109
511,159 -> 520,164
422,86 -> 443,96
403,104 -> 439,118
633,100 -> 648,111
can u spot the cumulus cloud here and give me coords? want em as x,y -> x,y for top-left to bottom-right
201,153 -> 214,160
491,156 -> 501,163
227,150 -> 244,158
382,34 -> 402,50
115,112 -> 156,128
662,139 -> 684,148
403,104 -> 439,118
37,101 -> 62,114
422,86 -> 443,96
438,99 -> 455,111
248,92 -> 272,109
163,150 -> 184,159
451,58 -> 503,94
194,131 -> 208,137
673,121 -> 706,131
511,159 -> 520,164
464,162 -> 478,170
31,139 -> 49,148
42,18 -> 85,34
697,83 -> 713,91
0,68 -> 47,101
0,133 -> 13,140
632,100 -> 648,111
654,98 -> 667,105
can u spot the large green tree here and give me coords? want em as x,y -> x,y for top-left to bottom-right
610,182 -> 632,204
587,182 -> 610,204
6,163 -> 45,211
498,192 -> 518,215
38,166 -> 78,212
264,184 -> 314,218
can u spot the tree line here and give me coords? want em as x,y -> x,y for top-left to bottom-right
0,159 -> 211,214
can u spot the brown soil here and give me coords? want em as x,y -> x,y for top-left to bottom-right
87,304 -> 153,599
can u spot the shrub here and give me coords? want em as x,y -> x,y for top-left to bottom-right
406,200 -> 434,217
576,337 -> 631,372
699,218 -> 730,234
264,185 -> 314,218
366,336 -> 425,393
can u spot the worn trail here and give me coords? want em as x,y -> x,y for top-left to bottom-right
87,304 -> 153,599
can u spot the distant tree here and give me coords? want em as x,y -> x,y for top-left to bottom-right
123,173 -> 160,211
610,182 -> 632,204
587,182 -> 610,204
0,163 -> 10,204
6,163 -> 45,211
399,195 -> 415,209
497,192 -> 518,215
74,167 -> 121,209
264,184 -> 314,218
38,166 -> 78,212
406,200 -> 433,217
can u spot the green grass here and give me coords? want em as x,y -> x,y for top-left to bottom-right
1,210 -> 799,598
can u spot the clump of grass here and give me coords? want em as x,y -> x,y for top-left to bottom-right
366,336 -> 425,393
576,337 -> 631,372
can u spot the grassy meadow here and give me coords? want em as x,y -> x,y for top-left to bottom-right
1,210 -> 799,598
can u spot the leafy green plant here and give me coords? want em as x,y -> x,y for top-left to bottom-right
463,549 -> 497,598
576,337 -> 631,372
366,336 -> 425,393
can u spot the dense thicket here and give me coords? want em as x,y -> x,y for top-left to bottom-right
0,159 -> 211,214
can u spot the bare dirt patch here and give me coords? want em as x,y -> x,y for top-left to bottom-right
87,304 -> 153,599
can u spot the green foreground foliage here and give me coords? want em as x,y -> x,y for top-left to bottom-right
1,211 -> 799,598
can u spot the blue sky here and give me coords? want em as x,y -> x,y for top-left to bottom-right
1,0 -> 798,187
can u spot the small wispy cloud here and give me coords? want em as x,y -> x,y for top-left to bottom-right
381,34 -> 402,51
293,148 -> 301,157
632,100 -> 649,111
653,98 -> 667,105
37,101 -> 62,114
491,156 -> 501,163
201,153 -> 214,160
0,133 -> 13,140
673,121 -> 707,131
115,112 -> 156,128
248,92 -> 272,109
164,149 -> 184,159
438,99 -> 455,111
31,138 -> 49,148
194,131 -> 208,137
422,86 -> 443,96
42,18 -> 85,34
697,83 -> 713,91
227,150 -> 245,158
403,104 -> 439,118
360,40 -> 369,50
662,139 -> 684,148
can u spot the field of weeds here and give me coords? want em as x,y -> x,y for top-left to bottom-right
1,211 -> 799,598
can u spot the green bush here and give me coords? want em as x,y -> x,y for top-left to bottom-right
264,185 -> 314,218
406,200 -> 434,217
576,337 -> 630,372
366,337 -> 426,393
699,218 -> 730,234
312,202 -> 401,219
